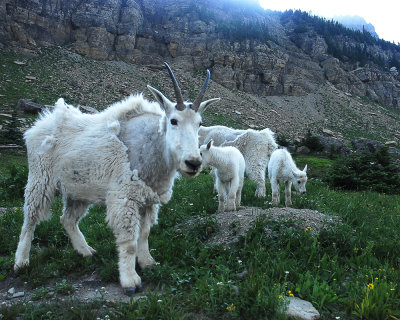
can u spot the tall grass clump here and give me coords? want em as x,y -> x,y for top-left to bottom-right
0,164 -> 28,205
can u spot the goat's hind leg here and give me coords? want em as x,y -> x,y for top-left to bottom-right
60,198 -> 95,257
14,179 -> 55,272
235,177 -> 244,210
247,164 -> 266,198
226,178 -> 239,211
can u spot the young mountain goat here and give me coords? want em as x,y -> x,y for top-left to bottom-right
200,140 -> 245,212
268,148 -> 308,207
14,63 -> 220,295
199,126 -> 277,198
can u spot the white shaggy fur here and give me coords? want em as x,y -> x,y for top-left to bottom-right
14,72 -> 219,295
200,140 -> 245,212
268,148 -> 308,207
199,126 -> 278,198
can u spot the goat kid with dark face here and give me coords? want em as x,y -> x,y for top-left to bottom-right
14,63 -> 219,296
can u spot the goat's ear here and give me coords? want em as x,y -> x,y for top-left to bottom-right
303,164 -> 308,173
207,139 -> 213,150
197,98 -> 220,114
147,85 -> 173,113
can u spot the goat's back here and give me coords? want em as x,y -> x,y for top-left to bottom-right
199,125 -> 245,146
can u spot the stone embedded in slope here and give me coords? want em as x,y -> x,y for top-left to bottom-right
284,296 -> 320,320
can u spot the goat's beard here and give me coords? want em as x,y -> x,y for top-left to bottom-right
178,168 -> 201,178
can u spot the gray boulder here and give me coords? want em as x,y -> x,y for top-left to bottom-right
284,296 -> 320,320
16,99 -> 43,114
351,138 -> 384,153
314,134 -> 351,156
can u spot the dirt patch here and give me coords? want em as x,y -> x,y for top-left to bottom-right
0,272 -> 150,308
187,206 -> 341,244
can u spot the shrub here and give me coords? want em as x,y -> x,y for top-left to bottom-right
327,147 -> 400,194
0,164 -> 28,201
300,131 -> 324,152
0,112 -> 24,146
277,134 -> 290,147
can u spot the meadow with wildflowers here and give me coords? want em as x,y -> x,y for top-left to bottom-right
1,149 -> 400,319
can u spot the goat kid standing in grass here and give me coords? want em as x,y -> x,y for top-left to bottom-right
199,126 -> 277,198
268,148 -> 308,207
200,140 -> 245,212
14,63 -> 220,296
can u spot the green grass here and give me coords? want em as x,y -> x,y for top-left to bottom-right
0,49 -> 60,111
1,149 -> 400,319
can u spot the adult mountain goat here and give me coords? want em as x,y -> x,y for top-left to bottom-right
14,63 -> 220,295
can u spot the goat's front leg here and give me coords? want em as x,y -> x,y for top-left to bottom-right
216,178 -> 226,213
271,179 -> 280,206
285,181 -> 292,207
106,194 -> 142,296
137,205 -> 158,270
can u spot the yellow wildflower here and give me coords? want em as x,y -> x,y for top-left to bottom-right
368,283 -> 374,290
306,226 -> 311,232
288,290 -> 294,297
226,303 -> 236,312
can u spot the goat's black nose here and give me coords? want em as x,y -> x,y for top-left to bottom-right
185,159 -> 202,171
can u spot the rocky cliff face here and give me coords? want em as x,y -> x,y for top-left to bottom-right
1,0 -> 400,109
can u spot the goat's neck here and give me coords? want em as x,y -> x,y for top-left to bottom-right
142,133 -> 178,195
120,115 -> 178,197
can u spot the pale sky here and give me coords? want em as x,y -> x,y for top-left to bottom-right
259,0 -> 400,44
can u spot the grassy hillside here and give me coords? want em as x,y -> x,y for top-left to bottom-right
1,47 -> 400,143
0,150 -> 400,319
1,47 -> 400,319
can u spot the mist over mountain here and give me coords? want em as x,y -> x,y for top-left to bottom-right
331,15 -> 379,38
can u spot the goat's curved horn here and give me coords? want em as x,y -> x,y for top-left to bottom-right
192,69 -> 211,112
164,62 -> 185,111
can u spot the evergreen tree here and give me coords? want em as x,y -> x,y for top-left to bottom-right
0,112 -> 24,146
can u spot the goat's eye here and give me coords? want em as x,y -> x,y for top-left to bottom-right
297,180 -> 301,184
200,152 -> 203,156
170,119 -> 178,126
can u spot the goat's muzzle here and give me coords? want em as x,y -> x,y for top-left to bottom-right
185,159 -> 202,172
183,159 -> 202,177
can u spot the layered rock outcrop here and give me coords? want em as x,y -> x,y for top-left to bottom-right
1,0 -> 400,108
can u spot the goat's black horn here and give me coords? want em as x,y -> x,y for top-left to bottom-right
164,62 -> 185,111
192,69 -> 210,112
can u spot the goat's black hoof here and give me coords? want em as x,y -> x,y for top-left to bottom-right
136,284 -> 143,293
124,287 -> 136,296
